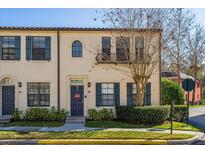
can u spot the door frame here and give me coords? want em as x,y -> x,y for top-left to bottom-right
0,75 -> 18,116
70,85 -> 84,116
2,85 -> 15,115
67,76 -> 88,117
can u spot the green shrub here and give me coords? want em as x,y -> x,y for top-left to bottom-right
24,107 -> 68,122
173,105 -> 187,122
162,78 -> 185,105
11,108 -> 21,121
116,106 -> 170,125
88,108 -> 113,120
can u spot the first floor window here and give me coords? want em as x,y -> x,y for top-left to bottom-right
132,84 -> 137,105
101,83 -> 115,106
127,83 -> 151,106
27,82 -> 50,107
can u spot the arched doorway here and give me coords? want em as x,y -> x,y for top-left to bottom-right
0,77 -> 15,115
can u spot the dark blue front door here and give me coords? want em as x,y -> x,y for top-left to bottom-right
2,86 -> 15,115
71,85 -> 84,116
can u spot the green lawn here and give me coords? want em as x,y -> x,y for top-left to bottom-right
153,121 -> 202,132
86,120 -> 201,132
0,130 -> 193,140
3,121 -> 64,127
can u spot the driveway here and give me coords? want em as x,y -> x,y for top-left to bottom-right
189,106 -> 205,132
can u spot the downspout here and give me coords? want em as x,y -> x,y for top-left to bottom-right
159,31 -> 162,105
57,31 -> 60,110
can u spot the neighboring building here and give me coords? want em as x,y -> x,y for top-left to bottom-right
161,71 -> 202,103
0,26 -> 161,117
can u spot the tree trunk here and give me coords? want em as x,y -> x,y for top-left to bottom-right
136,85 -> 145,107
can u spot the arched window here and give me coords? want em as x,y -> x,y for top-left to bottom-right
72,40 -> 82,57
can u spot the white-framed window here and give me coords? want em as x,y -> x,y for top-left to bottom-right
101,83 -> 115,106
27,82 -> 50,107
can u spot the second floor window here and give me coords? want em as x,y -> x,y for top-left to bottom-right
32,37 -> 46,60
0,36 -> 20,60
135,37 -> 144,61
26,36 -> 51,61
72,40 -> 82,57
116,37 -> 130,61
102,37 -> 111,60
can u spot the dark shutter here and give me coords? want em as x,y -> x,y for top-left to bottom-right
114,83 -> 120,107
96,83 -> 102,107
0,36 -> 2,60
26,36 -> 32,60
45,37 -> 51,60
15,36 -> 21,60
145,82 -> 151,106
127,83 -> 133,106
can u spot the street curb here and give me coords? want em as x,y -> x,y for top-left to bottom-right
38,139 -> 168,145
168,135 -> 200,145
0,139 -> 38,145
0,134 -> 201,145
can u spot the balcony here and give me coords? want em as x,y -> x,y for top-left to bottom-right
96,53 -> 130,64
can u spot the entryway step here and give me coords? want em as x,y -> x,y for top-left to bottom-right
0,116 -> 11,124
65,116 -> 86,123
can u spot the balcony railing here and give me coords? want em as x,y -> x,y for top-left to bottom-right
96,53 -> 152,64
96,53 -> 131,63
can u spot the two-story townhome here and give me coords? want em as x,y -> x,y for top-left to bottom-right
0,26 -> 161,118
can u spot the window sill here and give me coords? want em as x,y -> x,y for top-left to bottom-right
0,60 -> 20,63
27,106 -> 50,107
27,60 -> 50,63
71,57 -> 83,59
97,105 -> 115,107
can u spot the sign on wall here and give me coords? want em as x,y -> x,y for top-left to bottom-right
70,79 -> 84,85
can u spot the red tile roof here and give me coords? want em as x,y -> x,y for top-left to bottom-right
0,26 -> 162,32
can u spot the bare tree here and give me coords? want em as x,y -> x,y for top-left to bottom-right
162,8 -> 195,83
98,9 -> 168,106
186,24 -> 205,103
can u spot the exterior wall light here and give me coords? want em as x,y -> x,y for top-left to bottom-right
18,82 -> 22,87
88,82 -> 91,87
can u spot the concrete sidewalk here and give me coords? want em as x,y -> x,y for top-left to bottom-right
0,123 -> 102,132
0,123 -> 204,145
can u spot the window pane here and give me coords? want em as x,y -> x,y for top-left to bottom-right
72,41 -> 82,57
107,88 -> 114,94
102,83 -> 108,89
100,83 -> 115,106
2,36 -> 17,60
27,83 -> 50,106
102,88 -> 108,94
32,37 -> 46,60
107,83 -> 113,88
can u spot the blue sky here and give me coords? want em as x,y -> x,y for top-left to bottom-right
0,8 -> 205,27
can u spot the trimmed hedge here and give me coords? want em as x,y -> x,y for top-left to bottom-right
116,106 -> 170,125
173,105 -> 187,122
88,108 -> 114,121
24,107 -> 68,122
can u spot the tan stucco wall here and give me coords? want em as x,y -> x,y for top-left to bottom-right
0,31 -> 58,115
0,30 -> 161,117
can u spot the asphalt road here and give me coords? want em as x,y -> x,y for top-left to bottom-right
189,106 -> 205,132
189,106 -> 205,144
